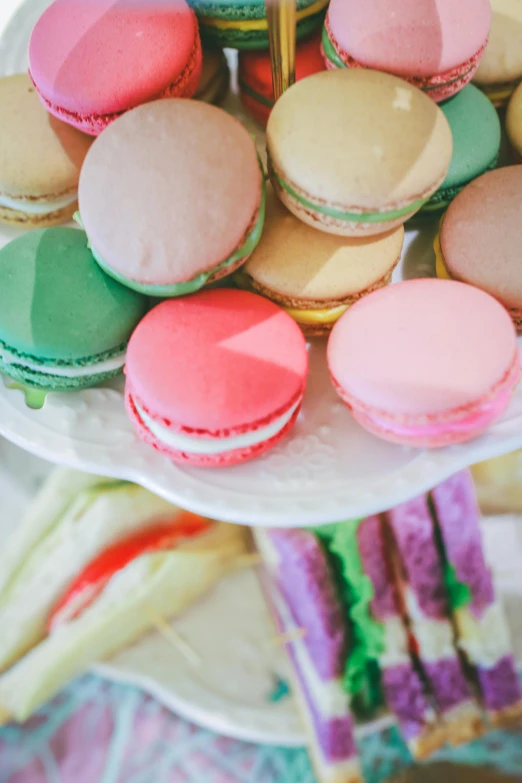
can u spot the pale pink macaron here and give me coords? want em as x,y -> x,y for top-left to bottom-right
323,0 -> 491,102
327,279 -> 520,448
125,289 -> 308,467
28,0 -> 202,136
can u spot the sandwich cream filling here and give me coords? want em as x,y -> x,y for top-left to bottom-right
134,398 -> 301,455
454,604 -> 514,667
0,192 -> 77,216
0,343 -> 125,378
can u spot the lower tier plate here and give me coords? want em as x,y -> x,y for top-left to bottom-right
1,439 -> 522,746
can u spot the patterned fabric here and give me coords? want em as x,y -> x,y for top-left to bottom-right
1,675 -> 522,783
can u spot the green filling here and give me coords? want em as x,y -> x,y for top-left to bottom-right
271,166 -> 429,224
321,24 -> 346,69
314,521 -> 385,714
75,167 -> 266,297
422,154 -> 500,212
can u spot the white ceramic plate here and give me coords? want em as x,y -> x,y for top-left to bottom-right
0,1 -> 522,527
2,438 -> 522,747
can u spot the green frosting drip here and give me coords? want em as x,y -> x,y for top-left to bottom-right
314,521 -> 385,709
321,24 -> 346,69
271,166 -> 428,224
78,165 -> 266,298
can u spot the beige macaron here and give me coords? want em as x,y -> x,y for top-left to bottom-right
473,0 -> 522,107
195,48 -> 230,105
236,186 -> 404,336
266,69 -> 452,237
0,74 -> 92,227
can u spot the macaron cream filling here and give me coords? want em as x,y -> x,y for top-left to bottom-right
269,157 -> 432,224
76,175 -> 266,296
131,396 -> 302,456
0,191 -> 78,216
0,340 -> 127,381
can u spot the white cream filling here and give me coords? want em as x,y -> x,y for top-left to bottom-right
0,192 -> 77,216
379,617 -> 411,668
404,589 -> 456,662
454,604 -> 514,667
0,343 -> 125,378
135,398 -> 301,456
267,580 -> 351,719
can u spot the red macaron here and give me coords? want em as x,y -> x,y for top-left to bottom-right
125,289 -> 309,467
238,32 -> 325,126
29,0 -> 202,136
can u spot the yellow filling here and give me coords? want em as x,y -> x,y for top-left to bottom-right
202,0 -> 328,30
284,304 -> 349,325
480,83 -> 516,105
433,230 -> 452,280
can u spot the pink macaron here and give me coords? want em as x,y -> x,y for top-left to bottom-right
322,0 -> 491,102
327,279 -> 520,448
28,0 -> 202,136
125,289 -> 308,467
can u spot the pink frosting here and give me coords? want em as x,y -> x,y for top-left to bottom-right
327,0 -> 491,77
328,280 -> 520,426
125,289 -> 309,435
29,0 -> 200,117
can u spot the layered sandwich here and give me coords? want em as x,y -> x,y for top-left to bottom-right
255,470 -> 522,783
0,469 -> 247,723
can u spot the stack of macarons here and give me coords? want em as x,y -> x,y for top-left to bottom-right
0,0 -> 519,468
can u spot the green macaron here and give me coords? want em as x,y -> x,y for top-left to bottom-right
422,85 -> 501,214
188,0 -> 328,49
0,228 -> 147,391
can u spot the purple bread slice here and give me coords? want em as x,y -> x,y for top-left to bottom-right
254,528 -> 363,783
386,494 -> 484,746
431,471 -> 522,728
357,515 -> 445,758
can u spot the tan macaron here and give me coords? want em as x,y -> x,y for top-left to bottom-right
0,74 -> 92,227
266,69 -> 452,237
236,186 -> 404,336
473,0 -> 522,107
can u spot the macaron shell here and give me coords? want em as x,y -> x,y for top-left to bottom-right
506,81 -> 522,159
29,0 -> 201,117
327,279 -> 519,419
473,0 -> 522,85
124,289 -> 308,433
326,0 -> 491,77
267,69 -> 452,212
0,228 -> 147,362
0,202 -> 78,229
0,75 -> 92,200
79,100 -> 262,287
440,167 -> 522,315
243,186 -> 404,304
